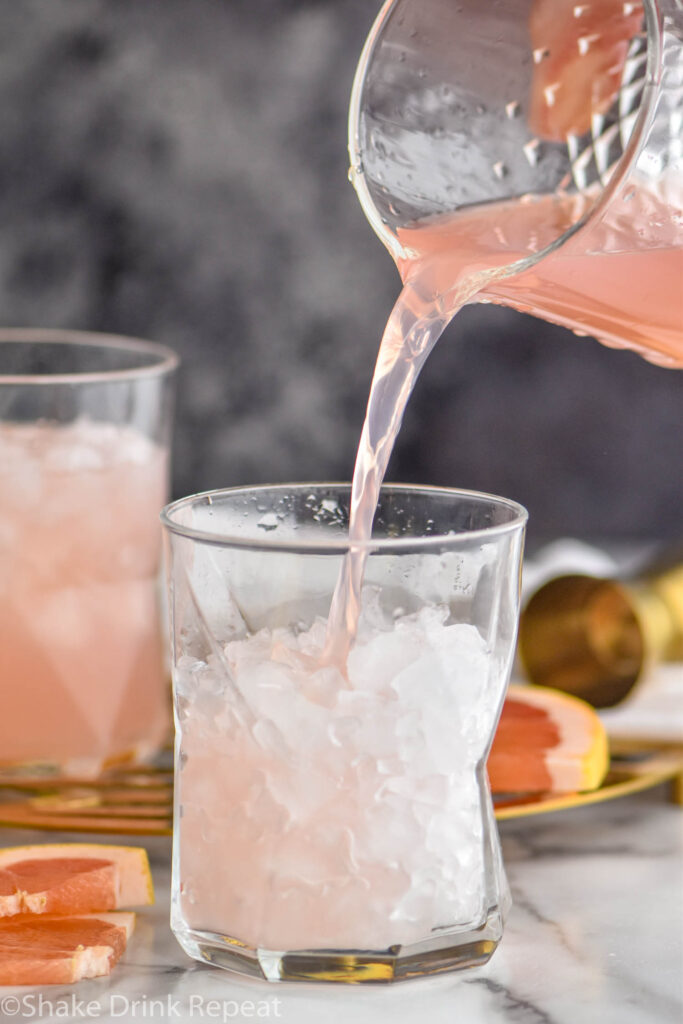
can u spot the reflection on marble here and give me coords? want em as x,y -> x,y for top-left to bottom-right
0,788 -> 680,1023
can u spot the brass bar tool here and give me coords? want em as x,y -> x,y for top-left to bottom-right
518,560 -> 683,708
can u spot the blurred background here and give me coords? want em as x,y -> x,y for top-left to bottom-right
1,0 -> 681,545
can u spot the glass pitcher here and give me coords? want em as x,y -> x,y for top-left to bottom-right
349,0 -> 682,366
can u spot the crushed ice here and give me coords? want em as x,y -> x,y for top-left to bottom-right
176,591 -> 505,950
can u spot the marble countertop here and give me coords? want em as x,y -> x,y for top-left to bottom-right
0,787 -> 681,1024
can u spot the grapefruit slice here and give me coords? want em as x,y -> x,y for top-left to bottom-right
488,683 -> 609,794
0,844 -> 153,918
0,911 -> 135,985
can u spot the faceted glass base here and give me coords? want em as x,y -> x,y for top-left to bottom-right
173,908 -> 504,984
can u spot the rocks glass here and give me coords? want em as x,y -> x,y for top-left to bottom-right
0,329 -> 177,774
163,483 -> 526,982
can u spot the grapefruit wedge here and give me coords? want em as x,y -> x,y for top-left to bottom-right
0,911 -> 135,985
489,683 -> 609,794
0,844 -> 153,918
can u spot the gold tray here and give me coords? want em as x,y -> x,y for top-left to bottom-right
494,749 -> 682,819
0,750 -> 680,836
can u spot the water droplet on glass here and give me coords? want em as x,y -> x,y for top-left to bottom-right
573,3 -> 589,15
257,513 -> 279,531
523,138 -> 540,166
578,33 -> 599,56
492,161 -> 507,180
505,101 -> 521,119
544,83 -> 560,107
533,47 -> 550,64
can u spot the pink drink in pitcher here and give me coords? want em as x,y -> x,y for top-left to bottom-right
325,182 -> 682,659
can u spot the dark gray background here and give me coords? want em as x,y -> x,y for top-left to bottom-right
1,0 -> 681,544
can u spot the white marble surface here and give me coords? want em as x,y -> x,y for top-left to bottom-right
0,787 -> 681,1024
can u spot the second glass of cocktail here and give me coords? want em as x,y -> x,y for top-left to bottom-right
0,330 -> 177,775
163,483 -> 526,982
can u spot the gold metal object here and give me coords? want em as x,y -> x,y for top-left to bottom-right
519,563 -> 683,708
0,762 -> 173,835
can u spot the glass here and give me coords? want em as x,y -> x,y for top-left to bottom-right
0,329 -> 178,775
349,0 -> 682,364
163,483 -> 527,983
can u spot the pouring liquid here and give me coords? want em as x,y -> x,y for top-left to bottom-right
324,184 -> 682,661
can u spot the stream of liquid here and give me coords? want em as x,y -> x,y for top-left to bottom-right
176,175 -> 681,958
324,184 -> 682,662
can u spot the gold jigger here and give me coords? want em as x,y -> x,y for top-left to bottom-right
518,564 -> 683,708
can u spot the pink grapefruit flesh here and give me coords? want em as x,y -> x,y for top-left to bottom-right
0,844 -> 153,918
489,683 -> 609,794
0,911 -> 135,985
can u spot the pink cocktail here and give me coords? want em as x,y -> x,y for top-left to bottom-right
163,484 -> 527,982
0,330 -> 177,774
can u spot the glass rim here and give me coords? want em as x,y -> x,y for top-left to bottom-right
161,482 -> 528,554
0,328 -> 179,385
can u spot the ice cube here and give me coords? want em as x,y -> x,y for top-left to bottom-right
327,715 -> 361,748
177,591 -> 501,951
348,625 -> 422,695
252,718 -> 289,758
